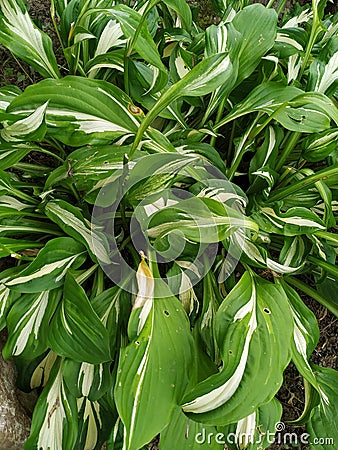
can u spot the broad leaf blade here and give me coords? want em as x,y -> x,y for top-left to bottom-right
48,272 -> 112,364
0,0 -> 60,78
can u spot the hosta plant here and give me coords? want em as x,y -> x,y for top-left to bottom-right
0,0 -> 337,449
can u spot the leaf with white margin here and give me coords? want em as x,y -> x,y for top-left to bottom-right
24,359 -> 78,450
3,288 -> 62,359
115,271 -> 194,450
0,84 -> 21,112
1,102 -> 48,142
5,237 -> 86,293
45,199 -> 111,265
182,270 -> 293,426
0,0 -> 60,78
7,76 -> 144,146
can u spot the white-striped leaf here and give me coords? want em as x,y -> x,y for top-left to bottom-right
48,272 -> 112,364
63,359 -> 111,401
7,76 -> 144,146
0,0 -> 60,78
107,4 -> 168,93
0,265 -> 21,330
0,143 -> 41,170
147,197 -> 258,244
1,102 -> 48,142
251,205 -> 326,236
222,398 -> 282,450
182,270 -> 293,425
115,273 -> 194,450
5,237 -> 86,293
306,366 -> 338,450
3,288 -> 62,359
0,84 -> 21,111
25,359 -> 78,450
45,199 -> 111,265
281,281 -> 320,389
76,397 -> 115,450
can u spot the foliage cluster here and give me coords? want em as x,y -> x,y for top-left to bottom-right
0,0 -> 337,448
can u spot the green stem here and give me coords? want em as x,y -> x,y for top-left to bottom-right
275,131 -> 302,172
286,276 -> 338,318
227,114 -> 261,180
210,97 -> 226,148
268,164 -> 338,203
299,0 -> 322,79
50,0 -> 65,54
307,255 -> 338,279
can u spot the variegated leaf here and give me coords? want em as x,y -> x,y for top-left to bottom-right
45,199 -> 111,265
222,398 -> 282,450
182,270 -> 293,426
24,359 -> 78,450
48,272 -> 112,364
1,102 -> 48,142
3,288 -> 62,359
7,76 -> 144,146
63,359 -> 111,401
76,397 -> 115,450
115,263 -> 194,450
5,237 -> 86,293
0,0 -> 60,78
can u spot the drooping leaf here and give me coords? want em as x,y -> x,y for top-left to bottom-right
3,288 -> 62,359
24,359 -> 78,450
0,0 -> 60,78
182,270 -> 293,426
45,199 -> 111,264
306,365 -> 338,450
48,272 -> 112,364
115,262 -> 194,450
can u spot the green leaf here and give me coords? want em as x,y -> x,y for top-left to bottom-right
5,237 -> 86,293
24,359 -> 78,450
0,0 -> 60,78
115,271 -> 194,450
162,0 -> 192,31
147,197 -> 258,244
76,396 -> 115,450
281,280 -> 320,389
0,84 -> 21,112
48,272 -> 111,364
1,102 -> 48,142
182,270 -> 293,426
108,4 -> 168,92
232,4 -> 278,85
8,76 -> 144,146
0,265 -> 22,330
306,365 -> 338,450
222,398 -> 282,450
3,289 -> 62,359
0,143 -> 40,170
45,199 -> 111,264
252,205 -> 326,236
62,359 -> 111,401
159,407 -> 223,450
